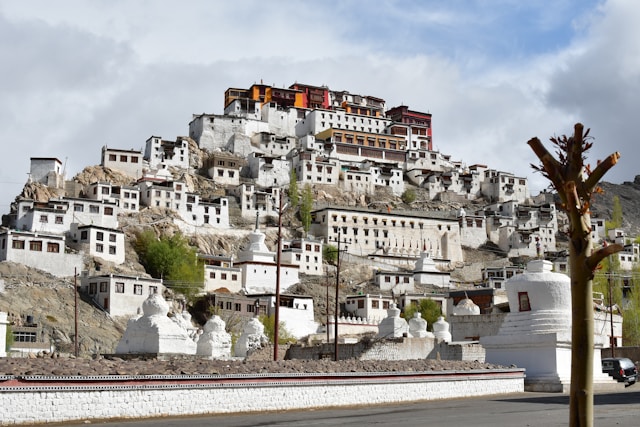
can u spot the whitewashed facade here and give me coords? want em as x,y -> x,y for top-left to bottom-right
344,294 -> 393,324
68,224 -> 126,265
81,273 -> 164,317
0,230 -> 83,277
281,237 -> 324,276
200,254 -> 243,294
29,157 -> 64,188
144,136 -> 190,170
100,146 -> 145,179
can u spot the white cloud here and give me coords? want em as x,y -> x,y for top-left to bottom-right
0,0 -> 638,215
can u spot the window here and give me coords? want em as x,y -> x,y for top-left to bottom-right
109,234 -> 117,242
234,303 -> 241,311
232,274 -> 238,281
383,301 -> 390,309
55,216 -> 63,224
89,205 -> 100,214
96,232 -> 104,241
358,299 -> 365,309
372,300 -> 379,309
134,284 -> 143,295
115,282 -> 125,293
109,246 -> 116,255
47,242 -> 59,253
29,241 -> 42,251
104,207 -> 114,216
100,282 -> 108,292
96,243 -> 103,253
221,273 -> 227,280
518,292 -> 531,312
109,154 -> 117,161
209,272 -> 215,279
89,283 -> 97,294
39,215 -> 48,223
120,155 -> 127,162
74,204 -> 84,212
12,240 -> 25,249
131,156 -> 139,163
149,286 -> 158,295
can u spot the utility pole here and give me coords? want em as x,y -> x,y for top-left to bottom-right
74,268 -> 79,358
334,230 -> 349,361
273,191 -> 283,361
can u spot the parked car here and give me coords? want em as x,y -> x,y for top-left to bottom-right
602,357 -> 638,385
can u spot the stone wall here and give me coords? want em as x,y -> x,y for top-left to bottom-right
286,337 -> 486,362
449,313 -> 506,341
0,371 -> 524,425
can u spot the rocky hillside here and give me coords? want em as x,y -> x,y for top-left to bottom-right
590,175 -> 640,237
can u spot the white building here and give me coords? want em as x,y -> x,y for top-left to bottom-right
281,237 -> 324,276
85,182 -> 140,213
101,146 -> 145,179
81,273 -> 164,317
291,151 -> 340,186
258,293 -> 319,339
483,201 -> 557,258
29,157 -> 65,188
200,254 -> 243,294
481,169 -> 529,203
204,151 -> 245,186
144,136 -> 190,170
374,270 -> 414,294
246,153 -> 290,188
68,224 -> 126,265
344,294 -> 394,324
0,230 -> 83,277
310,206 -> 464,263
232,184 -> 282,220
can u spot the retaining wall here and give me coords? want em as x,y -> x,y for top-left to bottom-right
0,369 -> 525,425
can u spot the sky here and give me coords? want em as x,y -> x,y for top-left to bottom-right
1,0 -> 638,215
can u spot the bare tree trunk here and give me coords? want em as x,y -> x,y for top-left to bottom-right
528,123 -> 622,427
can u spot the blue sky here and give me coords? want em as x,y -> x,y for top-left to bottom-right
1,0 -> 637,214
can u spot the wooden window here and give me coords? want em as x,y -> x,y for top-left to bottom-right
518,292 -> 531,312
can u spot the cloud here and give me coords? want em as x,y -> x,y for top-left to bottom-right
0,0 -> 638,215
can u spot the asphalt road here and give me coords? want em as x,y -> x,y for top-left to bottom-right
83,387 -> 640,427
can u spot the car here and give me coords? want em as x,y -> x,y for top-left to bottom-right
602,357 -> 638,385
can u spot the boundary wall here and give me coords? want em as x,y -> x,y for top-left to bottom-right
0,369 -> 525,425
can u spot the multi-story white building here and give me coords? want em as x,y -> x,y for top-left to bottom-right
232,184 -> 282,220
12,197 -> 119,233
81,273 -> 164,317
291,151 -> 339,186
84,182 -> 140,213
281,237 -> 324,276
101,146 -> 145,179
310,206 -> 464,263
200,254 -> 243,294
144,136 -> 190,170
250,132 -> 295,157
0,230 -> 83,277
483,201 -> 558,258
481,265 -> 525,289
246,153 -> 290,188
68,224 -> 126,265
203,152 -> 245,186
481,169 -> 529,203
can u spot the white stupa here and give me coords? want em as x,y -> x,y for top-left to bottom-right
408,312 -> 434,338
234,317 -> 269,357
432,316 -> 452,342
196,315 -> 232,359
452,294 -> 480,315
115,294 -> 197,355
377,304 -> 409,338
481,259 -> 614,392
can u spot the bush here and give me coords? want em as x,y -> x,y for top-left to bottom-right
401,188 -> 416,204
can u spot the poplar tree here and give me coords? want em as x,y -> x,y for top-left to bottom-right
528,123 -> 623,427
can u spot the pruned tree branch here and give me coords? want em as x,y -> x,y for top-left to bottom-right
584,152 -> 621,191
586,244 -> 624,271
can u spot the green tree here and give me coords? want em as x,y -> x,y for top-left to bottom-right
323,244 -> 338,265
259,314 -> 296,344
403,299 -> 442,331
605,195 -> 623,233
528,123 -> 622,427
401,188 -> 416,204
593,256 -> 623,308
299,184 -> 313,234
623,276 -> 640,346
134,230 -> 204,301
288,169 -> 299,209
